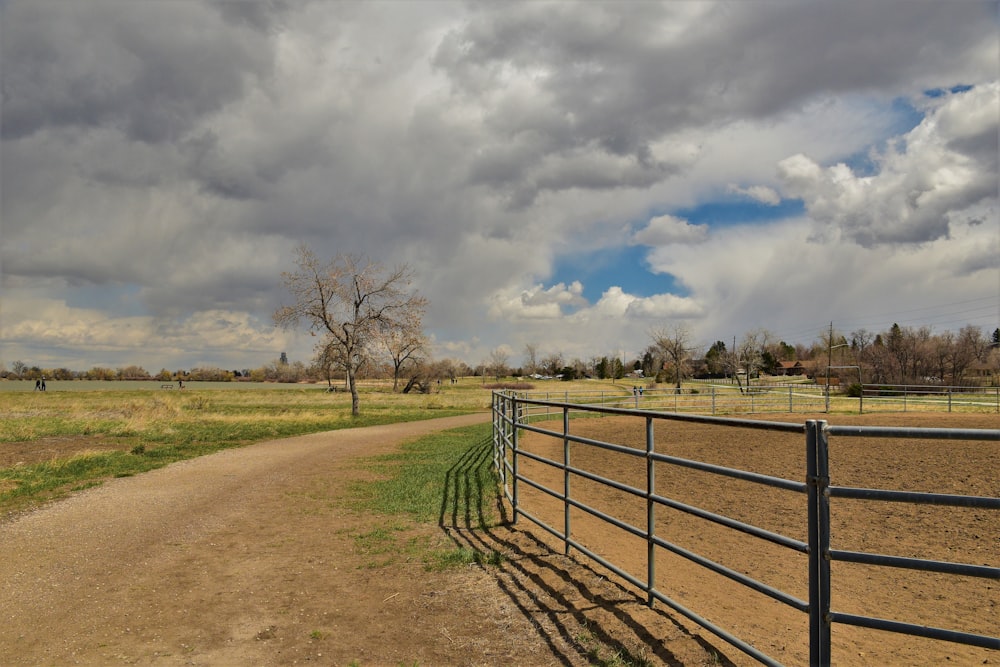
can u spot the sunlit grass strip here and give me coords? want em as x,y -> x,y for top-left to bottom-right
347,422 -> 503,571
349,423 -> 497,527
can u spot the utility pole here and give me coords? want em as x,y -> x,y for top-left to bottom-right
826,322 -> 850,413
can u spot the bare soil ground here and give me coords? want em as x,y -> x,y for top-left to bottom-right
514,411 -> 999,667
0,411 -> 996,666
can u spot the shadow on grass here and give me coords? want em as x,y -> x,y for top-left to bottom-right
438,435 -> 739,667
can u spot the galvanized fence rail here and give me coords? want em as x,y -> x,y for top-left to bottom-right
491,391 -> 1000,667
516,383 -> 1000,414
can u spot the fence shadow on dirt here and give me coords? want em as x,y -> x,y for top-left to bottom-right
437,435 -> 738,667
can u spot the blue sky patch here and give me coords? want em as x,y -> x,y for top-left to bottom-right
924,84 -> 974,98
550,244 -> 685,303
671,198 -> 806,228
841,96 -> 926,176
551,197 -> 806,302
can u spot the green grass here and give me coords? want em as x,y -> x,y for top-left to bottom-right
1,385 -> 505,576
0,385 -> 489,518
424,545 -> 505,571
348,423 -> 497,527
346,422 -> 504,571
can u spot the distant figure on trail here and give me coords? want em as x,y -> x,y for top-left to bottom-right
35,379 -> 41,391
40,378 -> 46,391
178,379 -> 184,389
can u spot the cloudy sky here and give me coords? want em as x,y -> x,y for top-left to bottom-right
2,1 -> 998,372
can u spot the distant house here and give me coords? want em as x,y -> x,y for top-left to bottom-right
775,361 -> 806,376
964,360 -> 998,385
776,360 -> 823,377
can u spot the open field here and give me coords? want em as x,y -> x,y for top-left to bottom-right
2,383 -> 997,665
0,378 -> 622,518
3,377 -> 996,519
0,381 -> 487,518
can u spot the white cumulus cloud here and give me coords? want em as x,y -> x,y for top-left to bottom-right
778,83 -> 999,247
631,215 -> 709,246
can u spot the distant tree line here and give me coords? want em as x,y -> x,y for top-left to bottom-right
510,324 -> 1000,389
0,356 -> 478,386
643,323 -> 1000,388
3,325 -> 996,390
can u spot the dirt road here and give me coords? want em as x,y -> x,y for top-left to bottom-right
0,414 -> 725,666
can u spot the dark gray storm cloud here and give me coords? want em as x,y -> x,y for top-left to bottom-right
213,0 -> 291,33
1,1 -> 274,142
1,0 -> 996,370
431,1 -> 997,205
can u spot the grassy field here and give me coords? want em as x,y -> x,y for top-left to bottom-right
0,380 -> 495,516
0,377 -> 622,517
5,375 -> 991,519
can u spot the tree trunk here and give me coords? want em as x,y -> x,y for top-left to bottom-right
348,369 -> 360,416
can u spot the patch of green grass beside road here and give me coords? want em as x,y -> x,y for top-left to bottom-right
348,422 -> 506,570
0,386 -> 486,518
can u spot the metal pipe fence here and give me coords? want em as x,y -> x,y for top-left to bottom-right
513,382 -> 1000,415
491,391 -> 1000,666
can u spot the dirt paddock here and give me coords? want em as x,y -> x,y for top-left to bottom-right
511,411 -> 999,666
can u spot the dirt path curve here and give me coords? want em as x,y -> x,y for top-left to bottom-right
0,413 -> 728,667
1,414 -> 503,666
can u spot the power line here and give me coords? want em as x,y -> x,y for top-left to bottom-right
762,295 -> 999,345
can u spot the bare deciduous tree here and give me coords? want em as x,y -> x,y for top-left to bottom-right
380,323 -> 427,392
488,347 -> 509,380
523,343 -> 539,375
540,352 -> 564,377
735,328 -> 779,391
273,246 -> 427,416
650,324 -> 695,392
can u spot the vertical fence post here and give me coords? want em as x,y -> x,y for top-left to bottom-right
498,392 -> 507,484
807,420 -> 832,667
491,392 -> 498,474
511,395 -> 519,526
646,416 -> 656,608
712,386 -> 716,415
563,405 -> 571,556
494,393 -> 504,489
948,387 -> 953,413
